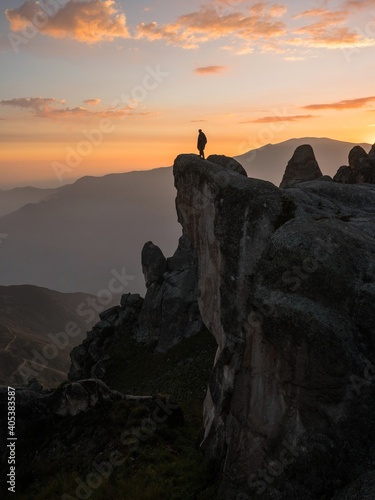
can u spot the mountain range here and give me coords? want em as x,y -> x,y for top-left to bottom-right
0,284 -> 107,388
0,138 -> 371,295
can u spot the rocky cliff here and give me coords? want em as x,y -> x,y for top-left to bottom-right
334,144 -> 375,184
69,235 -> 202,381
2,145 -> 375,499
173,151 -> 375,499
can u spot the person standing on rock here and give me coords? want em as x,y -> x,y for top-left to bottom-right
197,129 -> 207,159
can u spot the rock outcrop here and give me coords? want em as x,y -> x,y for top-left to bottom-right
68,293 -> 143,381
173,153 -> 375,499
334,145 -> 375,184
137,235 -> 202,351
207,155 -> 248,177
0,378 -> 122,448
69,235 -> 203,380
280,144 -> 323,188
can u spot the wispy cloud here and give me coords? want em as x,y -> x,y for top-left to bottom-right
240,114 -> 318,124
194,65 -> 228,74
342,0 -> 375,9
83,99 -> 101,106
0,97 -> 65,112
5,0 -> 130,44
288,7 -> 375,49
0,97 -> 139,119
303,96 -> 375,110
136,1 -> 286,51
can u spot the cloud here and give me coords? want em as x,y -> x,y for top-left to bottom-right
136,1 -> 286,51
191,119 -> 207,123
0,97 -> 136,119
240,114 -> 318,124
38,106 -> 132,119
5,0 -> 130,44
288,7 -> 375,49
0,97 -> 65,112
83,99 -> 101,106
293,9 -> 347,22
342,0 -> 375,9
194,65 -> 228,74
303,96 -> 375,110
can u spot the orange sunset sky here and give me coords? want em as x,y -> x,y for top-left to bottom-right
1,0 -> 375,187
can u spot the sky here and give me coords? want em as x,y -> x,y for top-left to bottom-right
1,0 -> 375,188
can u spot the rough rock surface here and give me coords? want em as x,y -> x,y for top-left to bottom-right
173,153 -> 375,499
280,144 -> 323,188
0,378 -> 122,448
207,155 -> 248,177
137,235 -> 202,351
142,241 -> 167,286
334,145 -> 375,184
69,235 -> 203,380
68,293 -> 143,381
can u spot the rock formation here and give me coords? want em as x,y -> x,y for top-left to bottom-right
0,378 -> 122,449
69,235 -> 202,380
173,153 -> 375,498
137,235 -> 202,351
279,144 -> 323,188
334,145 -> 375,184
207,154 -> 248,177
68,293 -> 143,381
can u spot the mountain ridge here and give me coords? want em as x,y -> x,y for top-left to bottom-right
0,284 -> 113,388
0,138 -> 372,296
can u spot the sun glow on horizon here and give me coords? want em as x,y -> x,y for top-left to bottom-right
1,0 -> 375,187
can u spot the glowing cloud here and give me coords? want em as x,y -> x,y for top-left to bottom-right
0,97 -> 65,112
303,96 -> 375,110
194,65 -> 228,74
5,0 -> 130,44
136,1 -> 286,51
288,7 -> 375,49
0,97 -> 141,119
240,114 -> 317,124
83,99 -> 101,106
343,0 -> 375,9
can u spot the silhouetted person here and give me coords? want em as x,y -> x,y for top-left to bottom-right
197,129 -> 207,159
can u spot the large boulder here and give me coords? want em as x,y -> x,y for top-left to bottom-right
137,235 -> 202,351
0,378 -> 122,446
368,144 -> 375,161
333,165 -> 355,183
69,294 -> 143,381
348,145 -> 368,170
69,234 -> 204,379
334,145 -> 375,184
173,153 -> 375,499
280,144 -> 323,188
207,155 -> 248,177
142,241 -> 167,286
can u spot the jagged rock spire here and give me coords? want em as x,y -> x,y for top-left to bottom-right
280,144 -> 323,188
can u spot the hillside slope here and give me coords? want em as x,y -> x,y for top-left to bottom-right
0,285 -> 107,388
